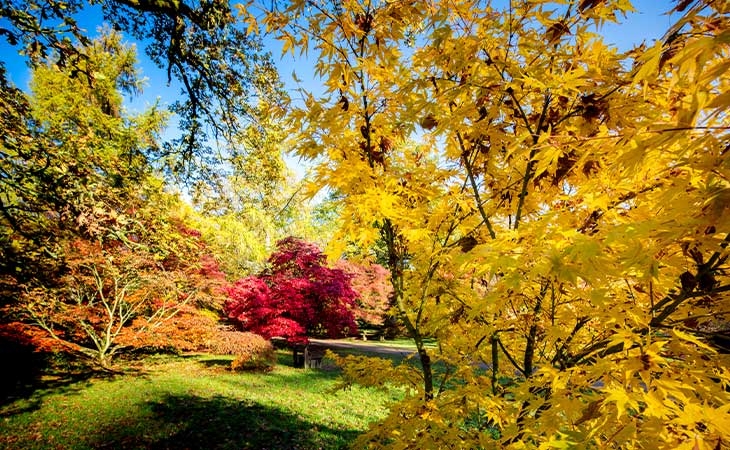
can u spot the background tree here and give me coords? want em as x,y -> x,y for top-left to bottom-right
334,259 -> 391,329
262,0 -> 730,448
224,237 -> 359,341
0,0 -> 285,181
186,143 -> 329,277
0,30 -> 165,305
1,32 -> 229,367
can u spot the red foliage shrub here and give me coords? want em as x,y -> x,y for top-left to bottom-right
268,237 -> 325,275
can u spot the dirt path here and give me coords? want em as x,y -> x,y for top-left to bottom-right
308,338 -> 417,357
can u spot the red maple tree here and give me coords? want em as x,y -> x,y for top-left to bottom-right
224,237 -> 359,341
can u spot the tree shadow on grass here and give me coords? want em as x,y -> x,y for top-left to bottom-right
0,339 -> 112,417
194,352 -> 328,372
261,368 -> 343,386
196,356 -> 344,393
90,393 -> 362,450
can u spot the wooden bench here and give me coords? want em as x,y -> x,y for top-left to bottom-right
360,329 -> 385,341
292,344 -> 325,369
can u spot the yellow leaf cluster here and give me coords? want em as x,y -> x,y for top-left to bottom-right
259,0 -> 730,447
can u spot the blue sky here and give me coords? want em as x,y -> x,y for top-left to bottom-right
1,1 -> 679,99
1,1 -> 678,178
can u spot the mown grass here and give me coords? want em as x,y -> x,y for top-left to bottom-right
0,351 -> 402,450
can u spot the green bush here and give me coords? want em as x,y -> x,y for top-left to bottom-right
209,331 -> 276,371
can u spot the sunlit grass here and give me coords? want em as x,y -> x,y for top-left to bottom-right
0,351 -> 401,450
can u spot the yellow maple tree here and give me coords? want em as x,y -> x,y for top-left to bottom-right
253,0 -> 729,447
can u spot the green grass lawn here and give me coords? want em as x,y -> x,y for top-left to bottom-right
0,352 -> 401,450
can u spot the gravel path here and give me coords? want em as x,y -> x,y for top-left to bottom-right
308,338 -> 417,357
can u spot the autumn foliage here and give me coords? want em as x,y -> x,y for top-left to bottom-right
0,33 -> 232,368
2,210 -> 230,368
259,0 -> 730,448
334,260 -> 391,328
2,0 -> 729,448
209,331 -> 277,372
15,227 -> 224,366
224,237 -> 358,341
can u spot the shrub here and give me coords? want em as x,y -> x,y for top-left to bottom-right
208,331 -> 276,371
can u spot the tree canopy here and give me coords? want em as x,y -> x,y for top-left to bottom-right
0,0 -> 286,183
1,30 -> 164,295
1,31 -> 229,368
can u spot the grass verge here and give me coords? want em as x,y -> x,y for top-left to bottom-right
0,351 -> 401,450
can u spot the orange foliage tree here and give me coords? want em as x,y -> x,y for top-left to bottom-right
0,32 -> 230,368
19,228 -> 226,368
335,259 -> 392,328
